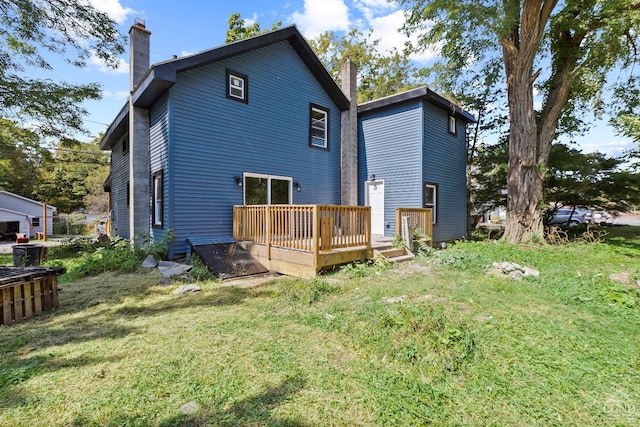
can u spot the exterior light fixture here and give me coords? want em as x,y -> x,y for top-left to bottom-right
369,174 -> 376,181
294,182 -> 301,192
234,176 -> 242,187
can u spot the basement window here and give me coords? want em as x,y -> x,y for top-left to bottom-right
226,69 -> 248,103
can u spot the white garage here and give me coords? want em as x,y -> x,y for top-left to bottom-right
0,208 -> 31,241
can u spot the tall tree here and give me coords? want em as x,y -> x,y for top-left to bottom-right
545,143 -> 640,213
400,0 -> 640,243
225,12 -> 281,43
0,118 -> 48,197
0,0 -> 125,137
309,28 -> 417,102
37,139 -> 109,213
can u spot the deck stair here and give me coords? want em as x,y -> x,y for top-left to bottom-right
373,244 -> 415,263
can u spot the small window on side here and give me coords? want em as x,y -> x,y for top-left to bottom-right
309,104 -> 329,150
122,137 -> 129,154
152,171 -> 163,228
226,69 -> 248,103
424,183 -> 438,223
448,115 -> 457,135
32,217 -> 40,227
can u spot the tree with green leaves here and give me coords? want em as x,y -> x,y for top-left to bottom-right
225,12 -> 281,43
37,138 -> 109,213
545,143 -> 640,214
0,0 -> 125,137
400,0 -> 640,243
0,117 -> 48,197
309,28 -> 418,102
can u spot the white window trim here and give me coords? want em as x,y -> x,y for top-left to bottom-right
310,106 -> 328,149
152,172 -> 163,227
243,172 -> 293,205
229,74 -> 245,100
449,115 -> 457,134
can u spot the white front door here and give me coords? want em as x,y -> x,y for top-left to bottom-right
365,180 -> 385,235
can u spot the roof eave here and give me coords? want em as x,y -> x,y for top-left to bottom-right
99,102 -> 130,150
358,87 -> 476,123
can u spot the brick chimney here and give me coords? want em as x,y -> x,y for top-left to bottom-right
128,18 -> 151,245
340,59 -> 358,206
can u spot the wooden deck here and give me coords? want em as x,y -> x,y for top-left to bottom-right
234,205 -> 372,278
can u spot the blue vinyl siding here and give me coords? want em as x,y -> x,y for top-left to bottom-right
111,138 -> 129,238
358,101 -> 423,236
422,102 -> 467,241
168,41 -> 342,255
149,93 -> 170,246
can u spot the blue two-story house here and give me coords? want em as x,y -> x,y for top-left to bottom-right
100,21 -> 474,264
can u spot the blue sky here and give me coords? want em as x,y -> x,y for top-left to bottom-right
47,0 -> 634,157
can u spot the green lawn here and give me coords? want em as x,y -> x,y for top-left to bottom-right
1,227 -> 639,426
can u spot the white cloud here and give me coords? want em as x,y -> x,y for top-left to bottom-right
102,90 -> 129,101
290,0 -> 351,37
245,13 -> 259,26
89,54 -> 128,75
88,0 -> 135,24
361,9 -> 438,63
355,0 -> 396,21
577,138 -> 635,157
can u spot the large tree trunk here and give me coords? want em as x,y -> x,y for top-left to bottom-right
499,0 -> 564,243
501,63 -> 546,243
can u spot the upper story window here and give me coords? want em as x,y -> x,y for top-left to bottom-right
310,104 -> 329,149
226,69 -> 248,103
122,136 -> 129,154
448,115 -> 457,135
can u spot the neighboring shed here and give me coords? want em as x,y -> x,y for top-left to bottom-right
357,87 -> 475,243
0,191 -> 55,238
0,208 -> 30,241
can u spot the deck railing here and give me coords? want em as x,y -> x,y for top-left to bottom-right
233,205 -> 371,255
396,208 -> 433,238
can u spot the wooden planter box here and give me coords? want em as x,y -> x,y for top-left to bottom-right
0,267 -> 66,326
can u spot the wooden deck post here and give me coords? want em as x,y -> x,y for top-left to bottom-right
266,206 -> 272,260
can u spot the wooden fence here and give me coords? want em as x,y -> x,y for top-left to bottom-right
395,208 -> 433,238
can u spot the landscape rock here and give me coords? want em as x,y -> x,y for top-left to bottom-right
179,401 -> 200,415
489,262 -> 539,280
383,295 -> 408,304
141,255 -> 158,268
173,284 -> 202,295
158,261 -> 193,277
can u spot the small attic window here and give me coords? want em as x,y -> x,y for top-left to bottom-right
226,69 -> 248,103
448,115 -> 457,135
122,137 -> 129,153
